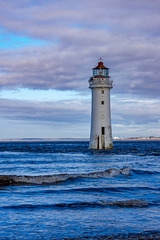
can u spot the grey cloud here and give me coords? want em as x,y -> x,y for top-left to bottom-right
1,35 -> 160,98
0,0 -> 160,98
0,98 -> 90,124
0,95 -> 159,138
111,96 -> 160,125
0,96 -> 159,130
0,0 -> 159,38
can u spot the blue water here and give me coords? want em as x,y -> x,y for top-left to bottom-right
0,140 -> 160,239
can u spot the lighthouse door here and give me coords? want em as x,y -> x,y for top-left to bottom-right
101,127 -> 105,149
97,136 -> 99,149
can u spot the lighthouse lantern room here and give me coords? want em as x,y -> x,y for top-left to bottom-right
89,58 -> 113,149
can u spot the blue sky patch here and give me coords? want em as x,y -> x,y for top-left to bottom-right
0,32 -> 48,49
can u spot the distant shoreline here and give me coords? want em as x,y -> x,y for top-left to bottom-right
0,137 -> 160,142
0,138 -> 89,142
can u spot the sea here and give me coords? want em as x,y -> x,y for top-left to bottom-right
0,140 -> 160,240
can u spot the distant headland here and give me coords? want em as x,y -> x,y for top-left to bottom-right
113,136 -> 160,140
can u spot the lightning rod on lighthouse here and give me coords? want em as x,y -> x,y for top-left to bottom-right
89,58 -> 113,149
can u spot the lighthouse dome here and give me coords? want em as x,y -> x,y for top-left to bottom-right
93,58 -> 109,77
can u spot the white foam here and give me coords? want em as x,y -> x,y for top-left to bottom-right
98,199 -> 148,207
0,167 -> 132,185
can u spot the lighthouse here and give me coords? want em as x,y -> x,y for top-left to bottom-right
89,58 -> 113,149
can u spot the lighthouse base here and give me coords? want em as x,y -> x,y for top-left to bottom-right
89,125 -> 113,150
89,137 -> 113,150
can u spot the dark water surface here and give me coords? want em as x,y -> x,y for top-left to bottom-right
0,140 -> 160,239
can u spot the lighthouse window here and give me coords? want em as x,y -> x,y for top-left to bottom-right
101,101 -> 104,105
106,69 -> 109,76
93,69 -> 99,76
101,90 -> 104,94
102,127 -> 105,135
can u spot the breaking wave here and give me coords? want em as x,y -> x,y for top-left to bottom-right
54,199 -> 149,208
0,167 -> 131,186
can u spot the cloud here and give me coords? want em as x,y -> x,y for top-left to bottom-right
0,95 -> 159,138
0,0 -> 160,41
111,95 -> 160,137
112,96 -> 160,125
0,0 -> 160,138
0,97 -> 91,138
0,33 -> 160,98
0,0 -> 159,98
0,98 -> 90,124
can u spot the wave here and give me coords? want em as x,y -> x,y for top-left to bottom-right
3,199 -> 149,210
69,186 -> 160,193
92,231 -> 160,240
45,186 -> 160,194
1,167 -> 160,186
132,169 -> 160,175
0,167 -> 131,186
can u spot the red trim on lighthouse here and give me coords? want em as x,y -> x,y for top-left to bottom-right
93,59 -> 109,69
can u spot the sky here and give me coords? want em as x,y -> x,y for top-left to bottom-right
0,0 -> 160,139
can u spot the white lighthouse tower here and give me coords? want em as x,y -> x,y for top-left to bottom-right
89,58 -> 113,149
